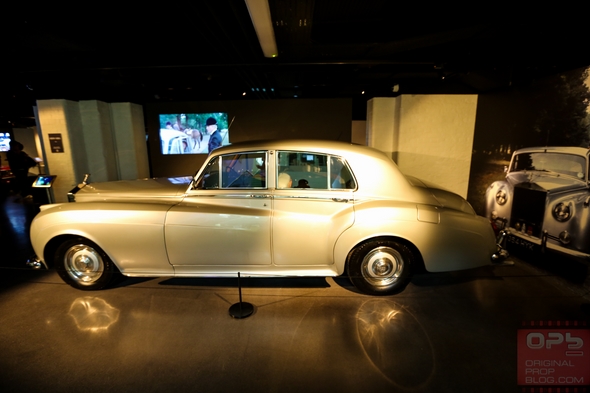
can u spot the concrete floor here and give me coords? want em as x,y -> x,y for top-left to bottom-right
1,194 -> 589,393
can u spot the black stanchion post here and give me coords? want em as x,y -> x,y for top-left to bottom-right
229,272 -> 254,319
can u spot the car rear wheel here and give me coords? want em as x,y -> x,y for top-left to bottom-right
347,239 -> 413,296
55,238 -> 116,290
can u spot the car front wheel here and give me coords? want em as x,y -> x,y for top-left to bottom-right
347,239 -> 413,296
55,238 -> 116,290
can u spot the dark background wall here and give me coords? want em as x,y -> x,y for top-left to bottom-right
145,98 -> 352,177
145,67 -> 589,210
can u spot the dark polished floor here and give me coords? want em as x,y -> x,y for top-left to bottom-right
1,193 -> 589,393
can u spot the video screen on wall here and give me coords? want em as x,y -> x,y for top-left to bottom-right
159,112 -> 229,155
0,132 -> 11,152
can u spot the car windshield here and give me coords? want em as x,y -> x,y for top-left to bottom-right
510,152 -> 587,179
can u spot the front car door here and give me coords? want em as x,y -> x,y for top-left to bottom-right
165,151 -> 272,266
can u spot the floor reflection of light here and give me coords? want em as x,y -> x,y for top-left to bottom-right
68,297 -> 120,332
5,201 -> 29,238
356,300 -> 435,390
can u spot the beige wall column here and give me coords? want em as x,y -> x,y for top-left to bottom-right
366,95 -> 478,198
36,100 -> 149,203
366,97 -> 400,159
36,99 -> 87,203
110,103 -> 149,180
79,100 -> 118,182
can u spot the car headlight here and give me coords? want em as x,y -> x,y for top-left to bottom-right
495,189 -> 508,205
552,202 -> 571,222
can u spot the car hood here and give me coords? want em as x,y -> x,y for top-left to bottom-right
506,171 -> 588,193
74,176 -> 192,203
405,175 -> 475,215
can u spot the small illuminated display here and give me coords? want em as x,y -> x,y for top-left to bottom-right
0,132 -> 11,152
32,175 -> 57,188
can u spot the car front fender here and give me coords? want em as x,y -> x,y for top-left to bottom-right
30,203 -> 175,276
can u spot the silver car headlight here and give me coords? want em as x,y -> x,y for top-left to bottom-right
495,189 -> 508,205
552,202 -> 571,222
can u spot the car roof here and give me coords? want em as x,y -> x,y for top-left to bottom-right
514,146 -> 590,156
211,139 -> 383,158
208,139 -> 436,204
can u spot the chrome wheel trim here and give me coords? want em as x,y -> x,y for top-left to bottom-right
360,246 -> 403,287
63,244 -> 105,285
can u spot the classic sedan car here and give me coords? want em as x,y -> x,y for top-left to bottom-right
29,140 -> 500,295
485,146 -> 590,259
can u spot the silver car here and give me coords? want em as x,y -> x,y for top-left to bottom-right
29,140 -> 499,296
485,146 -> 590,259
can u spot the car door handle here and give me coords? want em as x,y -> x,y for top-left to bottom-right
332,198 -> 349,203
251,194 -> 271,198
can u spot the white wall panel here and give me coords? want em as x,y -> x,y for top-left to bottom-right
367,95 -> 478,198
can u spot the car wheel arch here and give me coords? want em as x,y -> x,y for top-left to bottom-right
43,234 -> 120,273
43,235 -> 78,269
52,236 -> 121,290
345,236 -> 426,274
344,235 -> 424,296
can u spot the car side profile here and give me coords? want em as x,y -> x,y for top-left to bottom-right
29,140 -> 499,295
485,146 -> 590,259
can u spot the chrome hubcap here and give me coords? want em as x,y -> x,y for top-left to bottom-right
372,259 -> 393,275
64,244 -> 104,285
361,246 -> 403,287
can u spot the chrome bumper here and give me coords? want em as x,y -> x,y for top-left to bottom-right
508,229 -> 590,259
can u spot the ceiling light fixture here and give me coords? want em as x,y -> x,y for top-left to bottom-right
244,0 -> 278,58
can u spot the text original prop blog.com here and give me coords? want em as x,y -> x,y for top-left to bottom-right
517,321 -> 590,387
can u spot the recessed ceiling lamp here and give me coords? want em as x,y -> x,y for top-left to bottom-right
244,0 -> 278,58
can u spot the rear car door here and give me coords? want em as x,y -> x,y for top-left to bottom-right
271,151 -> 356,265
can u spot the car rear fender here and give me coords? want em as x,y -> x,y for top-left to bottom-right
334,201 -> 496,273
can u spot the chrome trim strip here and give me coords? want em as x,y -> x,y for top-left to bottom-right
185,194 -> 271,199
186,193 -> 351,202
272,195 -> 351,202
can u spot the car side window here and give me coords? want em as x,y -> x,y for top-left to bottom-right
193,156 -> 220,189
276,151 -> 356,190
194,151 -> 267,190
330,156 -> 356,189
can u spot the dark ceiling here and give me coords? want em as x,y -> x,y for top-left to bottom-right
2,1 -> 589,127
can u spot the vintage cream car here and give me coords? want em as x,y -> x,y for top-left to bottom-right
29,140 -> 499,295
485,146 -> 590,259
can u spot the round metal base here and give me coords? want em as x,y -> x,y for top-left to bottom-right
229,302 -> 254,319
